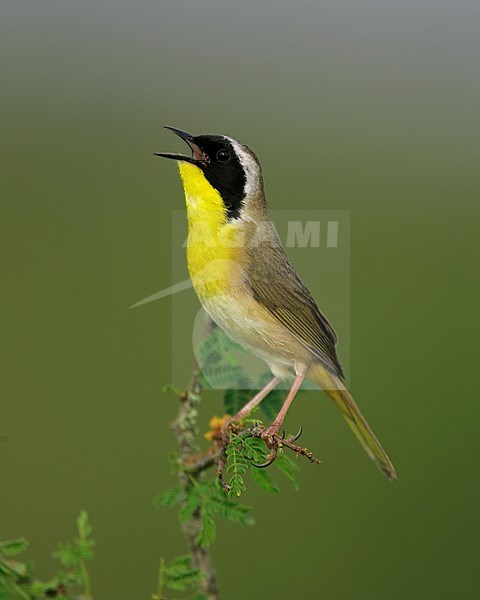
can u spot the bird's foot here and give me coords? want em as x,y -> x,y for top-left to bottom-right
249,423 -> 321,468
215,420 -> 321,492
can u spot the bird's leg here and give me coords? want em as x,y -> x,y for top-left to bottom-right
220,375 -> 281,440
216,376 -> 281,489
261,374 -> 305,447
250,374 -> 307,468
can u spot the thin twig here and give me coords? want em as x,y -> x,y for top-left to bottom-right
170,318 -> 219,600
183,450 -> 221,475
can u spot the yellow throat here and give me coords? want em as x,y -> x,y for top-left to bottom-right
178,162 -> 240,298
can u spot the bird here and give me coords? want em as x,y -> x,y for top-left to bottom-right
155,126 -> 397,481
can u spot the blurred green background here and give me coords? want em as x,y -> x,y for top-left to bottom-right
2,1 -> 478,598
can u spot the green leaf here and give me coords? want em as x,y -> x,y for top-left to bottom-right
30,575 -> 74,596
2,575 -> 30,600
77,510 -> 92,540
223,385 -> 252,416
228,473 -> 246,498
76,538 -> 95,561
0,538 -> 28,558
52,542 -> 78,567
211,490 -> 254,526
275,453 -> 300,491
224,433 -> 266,497
0,516 -> 95,600
197,327 -> 240,369
250,466 -> 280,493
197,330 -> 222,363
239,436 -> 266,463
198,327 -> 249,390
164,554 -> 203,592
167,555 -> 191,569
49,511 -> 95,583
260,389 -> 284,422
201,365 -> 243,388
196,502 -> 216,547
154,485 -> 184,508
225,447 -> 248,474
179,486 -> 201,523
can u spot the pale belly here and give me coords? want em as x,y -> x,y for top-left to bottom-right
200,288 -> 312,380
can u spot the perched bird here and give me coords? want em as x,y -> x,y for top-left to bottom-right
155,126 -> 396,481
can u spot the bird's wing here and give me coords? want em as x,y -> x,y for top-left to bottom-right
245,241 -> 345,378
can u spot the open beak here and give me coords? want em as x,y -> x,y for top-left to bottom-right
154,126 -> 206,165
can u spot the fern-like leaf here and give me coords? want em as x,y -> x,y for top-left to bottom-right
198,328 -> 245,366
196,501 -> 216,547
77,510 -> 92,540
179,486 -> 201,523
225,440 -> 248,497
197,332 -> 223,367
275,453 -> 300,491
52,542 -> 78,568
154,485 -> 183,508
250,466 -> 280,493
239,436 -> 266,463
0,539 -> 28,558
260,389 -> 284,422
211,489 -> 254,526
229,473 -> 246,497
164,555 -> 203,592
223,384 -> 252,416
201,365 -> 243,388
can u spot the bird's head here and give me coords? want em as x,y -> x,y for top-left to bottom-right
155,126 -> 264,221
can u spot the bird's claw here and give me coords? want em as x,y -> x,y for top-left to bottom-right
252,448 -> 277,468
286,424 -> 303,442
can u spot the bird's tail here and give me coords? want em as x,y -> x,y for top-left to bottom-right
310,365 -> 397,481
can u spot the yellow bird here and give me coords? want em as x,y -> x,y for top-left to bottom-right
156,126 -> 396,481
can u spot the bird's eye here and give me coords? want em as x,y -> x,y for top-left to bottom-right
216,149 -> 231,163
